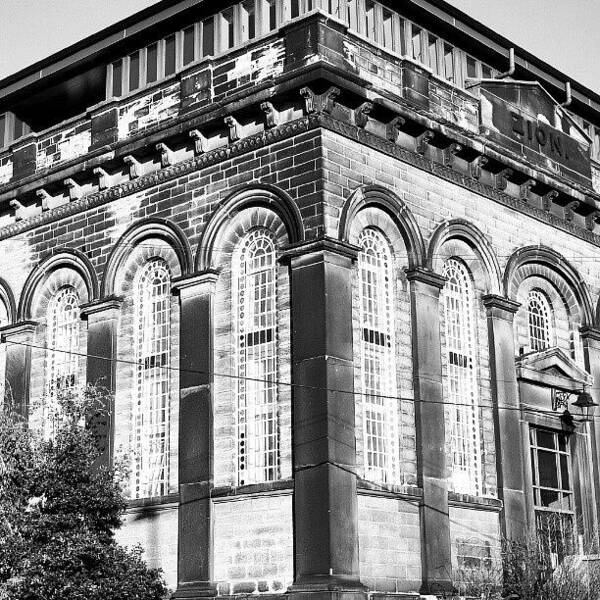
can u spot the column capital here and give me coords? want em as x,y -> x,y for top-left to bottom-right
80,295 -> 124,319
405,267 -> 447,289
0,320 -> 38,341
280,236 -> 360,264
482,294 -> 521,314
172,270 -> 219,297
580,326 -> 600,343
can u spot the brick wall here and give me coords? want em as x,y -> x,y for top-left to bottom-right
36,119 -> 91,171
0,154 -> 12,185
213,493 -> 293,595
357,493 -> 421,592
115,504 -> 178,590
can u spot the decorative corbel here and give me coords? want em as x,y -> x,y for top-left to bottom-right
156,142 -> 174,168
565,200 -> 580,222
123,155 -> 141,180
224,116 -> 241,142
9,199 -> 24,221
64,178 -> 82,201
93,167 -> 110,191
495,168 -> 513,191
300,87 -> 316,115
469,155 -> 489,180
543,190 -> 559,212
442,142 -> 462,168
321,86 -> 340,114
354,102 -> 373,129
260,102 -> 279,129
36,189 -> 53,211
519,179 -> 536,203
586,209 -> 600,231
386,116 -> 405,144
189,130 -> 208,155
416,130 -> 434,155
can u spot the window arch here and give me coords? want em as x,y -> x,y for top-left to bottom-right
133,259 -> 172,498
234,228 -> 279,485
357,227 -> 399,484
44,286 -> 80,436
527,289 -> 553,351
442,258 -> 482,495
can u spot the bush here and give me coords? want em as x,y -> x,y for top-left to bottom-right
0,386 -> 170,600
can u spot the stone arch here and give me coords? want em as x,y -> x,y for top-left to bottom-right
338,184 -> 425,269
503,246 -> 594,327
101,218 -> 192,296
427,219 -> 502,295
18,249 -> 98,321
196,184 -> 304,272
0,278 -> 17,325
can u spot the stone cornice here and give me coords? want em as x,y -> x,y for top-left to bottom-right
580,326 -> 600,343
171,270 -> 220,295
80,295 -> 124,318
280,236 -> 360,263
0,320 -> 38,340
405,267 -> 447,289
482,294 -> 521,314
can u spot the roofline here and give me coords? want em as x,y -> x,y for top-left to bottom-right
1,0 -> 600,116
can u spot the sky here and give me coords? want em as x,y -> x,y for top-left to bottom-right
0,0 -> 599,93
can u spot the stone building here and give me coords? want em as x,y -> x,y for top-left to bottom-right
1,0 -> 600,597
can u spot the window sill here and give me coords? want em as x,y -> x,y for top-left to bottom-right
126,492 -> 179,512
212,479 -> 294,499
448,491 -> 502,511
358,479 -> 423,500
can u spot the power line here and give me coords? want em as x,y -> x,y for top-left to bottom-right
4,339 -> 587,418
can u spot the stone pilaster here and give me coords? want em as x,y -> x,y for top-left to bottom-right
283,238 -> 367,600
482,295 -> 527,541
579,326 -> 600,543
406,267 -> 452,595
172,271 -> 219,599
81,296 -> 123,468
0,321 -> 37,417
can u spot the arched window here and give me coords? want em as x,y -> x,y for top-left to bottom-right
46,286 -> 80,399
44,286 -> 80,436
358,228 -> 399,484
235,229 -> 279,485
134,260 -> 171,498
442,259 -> 481,495
527,289 -> 553,351
0,301 -> 9,406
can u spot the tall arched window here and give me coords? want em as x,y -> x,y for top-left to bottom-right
358,228 -> 399,484
235,229 -> 279,485
527,289 -> 553,351
46,286 -> 80,399
134,260 -> 172,498
442,259 -> 481,495
45,286 -> 80,436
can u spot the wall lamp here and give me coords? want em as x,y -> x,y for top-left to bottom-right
552,389 -> 598,432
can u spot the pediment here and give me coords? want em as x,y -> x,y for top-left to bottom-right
516,347 -> 593,390
468,78 -> 591,184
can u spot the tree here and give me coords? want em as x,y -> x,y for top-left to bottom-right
0,385 -> 169,600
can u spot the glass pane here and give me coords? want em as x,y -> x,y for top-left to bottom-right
558,433 -> 567,452
537,430 -> 556,450
241,0 -> 256,40
428,34 -> 437,72
112,60 -> 123,96
267,0 -> 277,30
539,488 -> 560,508
531,448 -> 537,485
183,26 -> 195,65
537,449 -> 559,488
444,44 -> 454,81
146,43 -> 158,83
482,64 -> 492,79
0,114 -> 5,148
365,0 -> 375,39
382,9 -> 393,49
165,35 -> 176,76
411,26 -> 422,63
13,116 -> 24,140
222,8 -> 234,49
467,56 -> 477,78
399,18 -> 407,55
560,454 -> 570,489
202,16 -> 215,56
129,52 -> 140,91
291,0 -> 300,18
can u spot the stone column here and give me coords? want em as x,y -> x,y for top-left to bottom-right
284,238 -> 367,599
580,327 -> 600,541
406,268 -> 452,595
172,272 -> 218,599
81,296 -> 123,468
0,321 -> 37,416
482,295 -> 527,542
